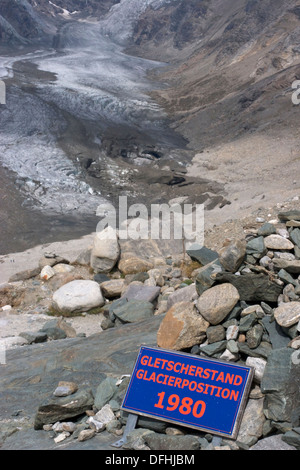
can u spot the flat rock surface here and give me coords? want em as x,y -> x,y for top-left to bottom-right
0,315 -> 162,450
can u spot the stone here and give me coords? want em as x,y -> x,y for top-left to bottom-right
94,404 -> 115,425
250,434 -> 297,450
257,223 -> 276,236
34,388 -> 94,429
90,227 -> 120,273
195,259 -> 222,296
274,302 -> 300,328
196,283 -> 240,325
246,357 -> 267,383
53,381 -> 78,397
112,299 -> 154,323
100,279 -> 125,299
157,301 -> 209,350
77,429 -> 96,442
186,244 -> 218,266
278,210 -> 300,222
246,236 -> 266,256
226,324 -> 239,341
118,256 -> 154,275
262,316 -> 290,349
54,431 -> 70,443
199,340 -> 227,357
273,259 -> 300,274
53,264 -> 75,274
166,283 -> 197,310
122,284 -> 161,303
206,325 -> 226,344
282,429 -> 300,449
94,377 -> 118,411
52,280 -> 105,315
215,272 -> 283,302
19,331 -> 48,344
144,433 -> 201,451
122,429 -> 154,451
236,398 -> 265,446
264,235 -> 294,250
290,229 -> 300,248
87,416 -> 106,433
246,324 -> 264,349
218,239 -> 246,272
9,267 -> 40,282
41,318 -> 77,339
40,265 -> 56,281
261,348 -> 300,423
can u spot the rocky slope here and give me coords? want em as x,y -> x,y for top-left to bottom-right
0,203 -> 300,450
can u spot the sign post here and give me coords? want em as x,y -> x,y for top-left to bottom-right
121,346 -> 254,440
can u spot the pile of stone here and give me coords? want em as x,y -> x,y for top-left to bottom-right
29,210 -> 300,450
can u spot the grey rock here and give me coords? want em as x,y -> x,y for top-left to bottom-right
122,284 -> 160,303
206,325 -> 226,344
166,283 -> 197,310
261,348 -> 300,423
273,259 -> 300,274
278,210 -> 300,222
257,223 -> 276,237
186,244 -> 218,266
250,434 -> 297,450
34,388 -> 94,430
94,377 -> 118,411
195,259 -> 222,296
19,331 -> 48,344
237,398 -> 265,446
218,239 -> 246,272
246,236 -> 266,256
282,429 -> 300,449
112,299 -> 154,323
261,316 -> 290,349
246,324 -> 264,349
215,272 -> 283,302
144,432 -> 201,451
200,340 -> 227,357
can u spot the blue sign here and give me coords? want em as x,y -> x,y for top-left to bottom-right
122,347 -> 254,439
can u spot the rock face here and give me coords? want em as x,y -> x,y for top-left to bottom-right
52,280 -> 105,315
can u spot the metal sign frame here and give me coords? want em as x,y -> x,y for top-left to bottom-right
121,346 -> 254,439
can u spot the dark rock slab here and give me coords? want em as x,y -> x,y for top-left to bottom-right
0,316 -> 162,449
215,272 -> 283,302
261,348 -> 300,425
186,244 -> 218,266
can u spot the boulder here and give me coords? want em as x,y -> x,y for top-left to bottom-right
52,280 -> 105,316
196,283 -> 240,325
90,227 -> 120,273
157,301 -> 209,350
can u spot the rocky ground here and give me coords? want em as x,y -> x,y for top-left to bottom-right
0,199 -> 300,451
